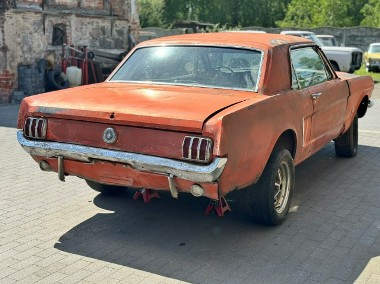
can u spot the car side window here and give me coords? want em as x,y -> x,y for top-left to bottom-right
291,64 -> 299,89
290,47 -> 330,89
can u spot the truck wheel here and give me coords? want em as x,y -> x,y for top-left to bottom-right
335,114 -> 358,157
248,149 -> 295,226
85,180 -> 125,195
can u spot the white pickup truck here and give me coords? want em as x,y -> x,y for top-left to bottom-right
280,31 -> 362,73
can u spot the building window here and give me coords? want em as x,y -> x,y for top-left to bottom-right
52,25 -> 66,46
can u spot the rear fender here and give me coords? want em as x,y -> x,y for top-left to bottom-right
342,75 -> 374,133
203,92 -> 308,196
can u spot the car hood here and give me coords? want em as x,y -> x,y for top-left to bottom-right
366,53 -> 380,60
321,46 -> 362,53
23,82 -> 253,133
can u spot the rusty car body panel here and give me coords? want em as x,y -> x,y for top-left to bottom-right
17,33 -> 374,220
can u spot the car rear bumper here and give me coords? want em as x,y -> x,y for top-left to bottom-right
17,130 -> 227,183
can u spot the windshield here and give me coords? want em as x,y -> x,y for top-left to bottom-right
317,37 -> 338,47
369,45 -> 380,53
304,34 -> 324,47
110,46 -> 263,92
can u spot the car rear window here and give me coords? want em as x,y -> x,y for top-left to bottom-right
110,46 -> 263,92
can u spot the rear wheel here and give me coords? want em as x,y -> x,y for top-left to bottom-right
85,180 -> 125,195
248,149 -> 295,226
335,114 -> 358,158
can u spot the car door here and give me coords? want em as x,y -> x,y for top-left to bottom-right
290,46 -> 349,154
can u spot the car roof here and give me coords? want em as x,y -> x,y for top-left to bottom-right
232,30 -> 267,34
280,31 -> 315,35
316,35 -> 334,38
369,43 -> 380,46
137,32 -> 312,51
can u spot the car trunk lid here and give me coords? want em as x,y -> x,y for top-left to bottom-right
25,82 -> 253,133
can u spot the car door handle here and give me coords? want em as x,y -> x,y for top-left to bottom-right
311,92 -> 322,100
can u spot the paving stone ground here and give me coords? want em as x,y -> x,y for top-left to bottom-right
1,84 -> 380,284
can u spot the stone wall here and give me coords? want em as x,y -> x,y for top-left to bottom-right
0,15 -> 6,71
4,11 -> 45,74
0,13 -> 16,104
0,0 -> 140,103
311,27 -> 380,52
0,70 -> 15,104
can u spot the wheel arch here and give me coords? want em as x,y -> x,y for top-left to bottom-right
357,95 -> 369,118
329,60 -> 340,71
273,129 -> 297,159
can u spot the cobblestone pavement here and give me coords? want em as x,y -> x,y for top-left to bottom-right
1,85 -> 380,284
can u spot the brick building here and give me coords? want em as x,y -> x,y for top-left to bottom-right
0,0 -> 139,103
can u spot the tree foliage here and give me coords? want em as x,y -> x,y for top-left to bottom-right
162,0 -> 291,28
278,0 -> 369,27
137,0 -> 165,28
137,0 -> 378,28
316,0 -> 354,27
361,0 -> 380,27
276,0 -> 319,27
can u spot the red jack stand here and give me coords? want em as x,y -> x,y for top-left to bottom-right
133,188 -> 161,203
205,197 -> 231,217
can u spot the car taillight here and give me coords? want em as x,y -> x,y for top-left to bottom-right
182,136 -> 212,163
24,117 -> 47,139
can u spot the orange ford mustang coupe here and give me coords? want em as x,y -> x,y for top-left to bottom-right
17,33 -> 374,225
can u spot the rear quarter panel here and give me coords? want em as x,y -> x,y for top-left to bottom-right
203,90 -> 313,196
337,73 -> 374,133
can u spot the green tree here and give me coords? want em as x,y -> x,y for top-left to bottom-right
277,0 -> 320,27
361,0 -> 380,27
278,0 -> 369,28
314,0 -> 353,27
163,0 -> 189,25
137,0 -> 165,27
254,0 -> 291,27
163,0 -> 291,28
349,0 -> 368,26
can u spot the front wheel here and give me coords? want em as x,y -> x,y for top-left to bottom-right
335,114 -> 358,158
248,149 -> 295,226
85,180 -> 125,195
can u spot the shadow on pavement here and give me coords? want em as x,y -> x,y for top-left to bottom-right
0,104 -> 19,128
54,144 -> 380,283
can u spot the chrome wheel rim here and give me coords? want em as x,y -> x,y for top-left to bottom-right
274,161 -> 291,214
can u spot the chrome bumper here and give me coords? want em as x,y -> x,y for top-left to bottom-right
16,130 -> 227,183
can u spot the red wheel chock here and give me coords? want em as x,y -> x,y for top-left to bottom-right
205,196 -> 231,217
133,188 -> 161,203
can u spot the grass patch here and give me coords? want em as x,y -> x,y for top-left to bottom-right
355,65 -> 380,83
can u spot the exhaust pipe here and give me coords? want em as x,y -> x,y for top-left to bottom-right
190,184 -> 205,197
39,160 -> 52,172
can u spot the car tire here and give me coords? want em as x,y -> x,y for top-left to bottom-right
248,149 -> 295,226
335,114 -> 358,158
46,69 -> 69,91
366,66 -> 372,73
85,180 -> 125,195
